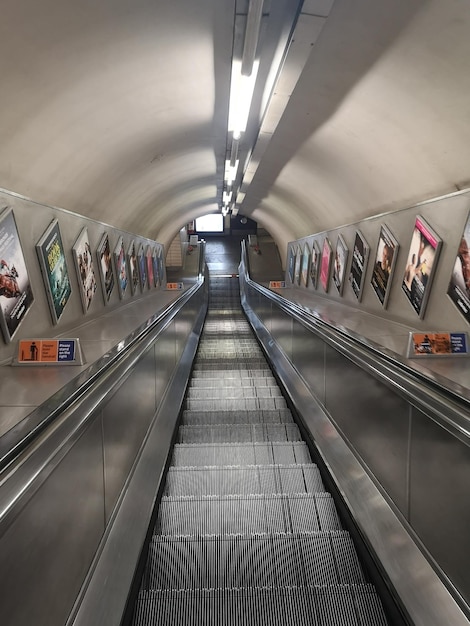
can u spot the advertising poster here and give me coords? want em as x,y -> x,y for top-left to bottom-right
301,243 -> 310,288
310,241 -> 320,290
320,237 -> 333,292
127,240 -> 140,294
36,219 -> 72,324
288,245 -> 295,284
97,233 -> 115,303
0,208 -> 34,343
72,227 -> 97,313
157,248 -> 164,285
349,230 -> 370,301
152,247 -> 160,287
401,215 -> 442,318
332,235 -> 349,295
146,245 -> 154,289
294,246 -> 302,285
447,212 -> 470,323
371,225 -> 399,308
114,237 -> 128,299
138,244 -> 147,291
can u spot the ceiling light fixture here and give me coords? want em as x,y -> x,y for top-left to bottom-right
228,59 -> 260,137
241,0 -> 264,76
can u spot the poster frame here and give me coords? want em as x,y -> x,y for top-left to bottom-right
96,232 -> 115,304
349,229 -> 370,301
332,234 -> 349,295
72,227 -> 97,313
447,210 -> 470,323
294,245 -> 302,285
36,218 -> 72,325
320,237 -> 333,292
301,242 -> 310,288
152,247 -> 160,287
113,236 -> 128,299
138,243 -> 147,291
288,245 -> 296,284
127,240 -> 140,295
146,244 -> 154,289
309,241 -> 321,290
0,207 -> 35,343
401,215 -> 442,319
370,224 -> 399,308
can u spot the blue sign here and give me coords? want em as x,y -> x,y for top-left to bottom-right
58,340 -> 76,361
450,333 -> 468,354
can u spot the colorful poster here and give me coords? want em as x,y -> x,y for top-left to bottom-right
36,219 -> 72,324
332,235 -> 349,295
97,233 -> 115,303
349,230 -> 370,301
127,240 -> 140,294
146,245 -> 154,289
72,227 -> 97,313
371,225 -> 399,308
0,208 -> 34,342
157,248 -> 164,285
301,243 -> 310,288
138,244 -> 147,291
114,236 -> 128,298
402,215 -> 442,318
310,241 -> 320,290
320,237 -> 333,292
408,332 -> 468,357
447,212 -> 470,323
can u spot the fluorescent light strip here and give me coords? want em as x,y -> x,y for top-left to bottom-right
228,59 -> 260,136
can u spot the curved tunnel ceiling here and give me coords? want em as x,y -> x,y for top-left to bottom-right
0,0 -> 469,257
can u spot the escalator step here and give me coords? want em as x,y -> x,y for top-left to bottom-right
181,408 -> 294,425
171,442 -> 311,466
176,424 -> 301,443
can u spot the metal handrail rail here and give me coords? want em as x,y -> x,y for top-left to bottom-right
239,241 -> 470,446
0,265 -> 205,474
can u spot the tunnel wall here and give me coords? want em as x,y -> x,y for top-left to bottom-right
0,189 -> 166,364
285,190 -> 470,333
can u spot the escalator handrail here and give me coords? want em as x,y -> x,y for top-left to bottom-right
0,268 -> 205,475
239,241 -> 470,446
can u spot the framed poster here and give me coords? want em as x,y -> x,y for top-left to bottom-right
294,246 -> 302,285
320,237 -> 333,292
152,247 -> 160,287
0,208 -> 34,343
310,241 -> 320,290
72,227 -> 97,313
156,248 -> 164,286
97,233 -> 115,303
36,219 -> 72,325
138,243 -> 147,291
332,235 -> 349,295
146,245 -> 154,289
301,243 -> 310,288
288,245 -> 295,284
127,240 -> 140,295
447,212 -> 470,323
114,236 -> 128,299
401,215 -> 442,318
371,225 -> 399,308
349,230 -> 370,301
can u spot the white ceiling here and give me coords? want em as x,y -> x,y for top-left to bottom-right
0,0 -> 469,258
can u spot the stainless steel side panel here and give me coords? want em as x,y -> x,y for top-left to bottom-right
291,318 -> 326,405
0,417 -> 105,626
410,406 -> 470,604
324,343 -> 410,517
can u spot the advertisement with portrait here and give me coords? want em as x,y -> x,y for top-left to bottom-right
447,211 -> 470,323
332,234 -> 349,295
401,216 -> 442,318
349,230 -> 370,301
310,241 -> 320,290
97,233 -> 115,304
371,225 -> 399,308
114,236 -> 128,298
320,237 -> 333,292
72,227 -> 97,313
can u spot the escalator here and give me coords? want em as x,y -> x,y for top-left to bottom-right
131,274 -> 389,625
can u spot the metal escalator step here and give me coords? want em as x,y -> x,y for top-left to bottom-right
155,494 -> 340,536
352,584 -> 389,626
330,531 -> 366,584
171,442 -> 310,467
181,408 -> 294,425
186,387 -> 284,400
191,369 -> 273,379
185,397 -> 288,411
192,360 -> 269,371
189,376 -> 277,388
164,464 -> 323,497
134,586 -> 386,626
176,424 -> 301,444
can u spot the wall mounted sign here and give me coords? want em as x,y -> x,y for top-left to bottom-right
16,338 -> 85,365
371,224 -> 399,308
349,230 -> 370,301
269,281 -> 286,289
407,331 -> 468,357
166,282 -> 183,290
447,210 -> 470,323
